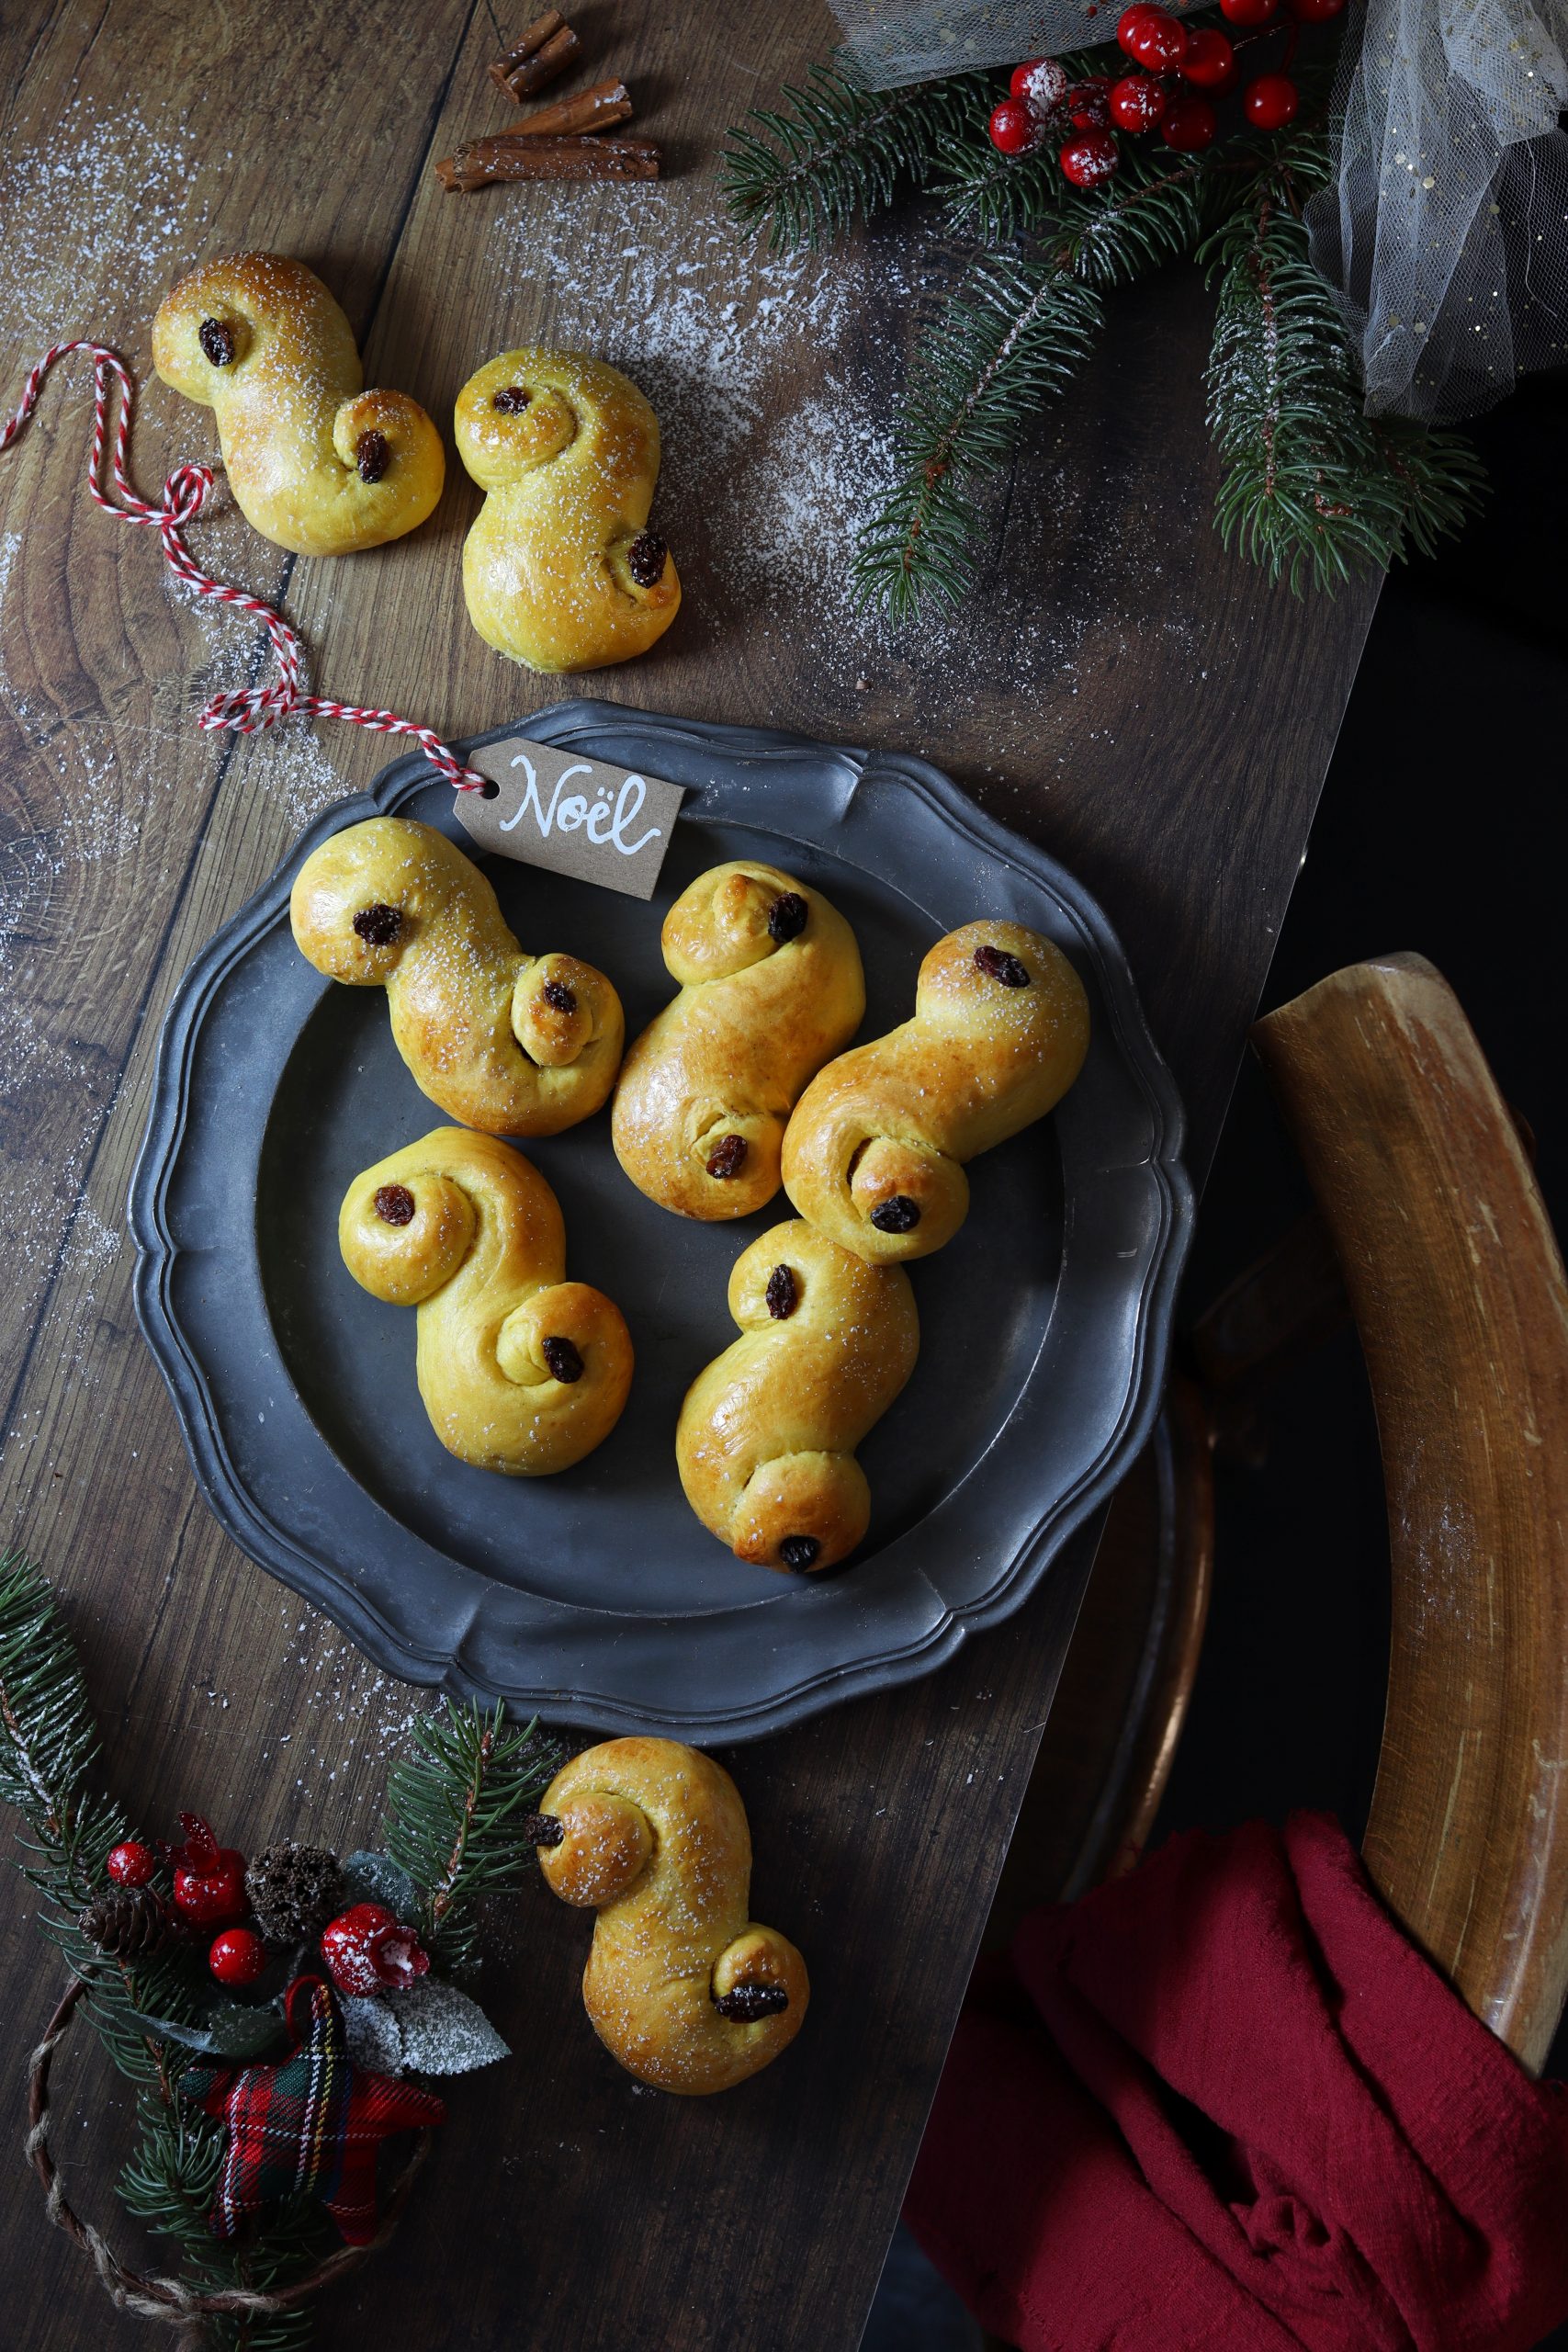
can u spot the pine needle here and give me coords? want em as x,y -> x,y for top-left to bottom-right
383,1700 -> 566,1973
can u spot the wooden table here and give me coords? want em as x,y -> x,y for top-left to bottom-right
0,5 -> 1378,2346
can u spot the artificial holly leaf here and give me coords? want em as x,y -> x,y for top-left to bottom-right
340,1849 -> 419,1921
341,1995 -> 404,2075
387,1979 -> 509,2075
130,1998 -> 287,2060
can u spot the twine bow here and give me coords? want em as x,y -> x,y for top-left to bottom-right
1,339 -> 490,794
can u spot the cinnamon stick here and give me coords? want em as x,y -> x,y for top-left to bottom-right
489,17 -> 581,102
503,79 -> 632,139
435,135 -> 661,192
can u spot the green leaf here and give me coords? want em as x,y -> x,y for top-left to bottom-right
129,1999 -> 288,2060
341,1848 -> 418,1920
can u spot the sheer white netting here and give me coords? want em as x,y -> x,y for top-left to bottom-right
829,0 -> 1568,420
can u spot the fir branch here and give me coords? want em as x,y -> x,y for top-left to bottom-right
382,1701 -> 566,1973
1201,146 -> 1484,589
722,51 -> 988,252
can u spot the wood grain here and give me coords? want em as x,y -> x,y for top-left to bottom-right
0,1 -> 1377,2344
1255,956 -> 1568,2074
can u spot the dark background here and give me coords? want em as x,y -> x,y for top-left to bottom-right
865,367 -> 1568,2350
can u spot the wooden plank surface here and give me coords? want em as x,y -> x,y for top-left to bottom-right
0,2 -> 1377,2346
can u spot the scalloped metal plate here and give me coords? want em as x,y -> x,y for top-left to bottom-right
130,701 -> 1193,1740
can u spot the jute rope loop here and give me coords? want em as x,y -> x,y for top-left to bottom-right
26,1978 -> 433,2346
1,340 -> 490,795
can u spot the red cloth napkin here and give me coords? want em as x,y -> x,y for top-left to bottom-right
905,1813 -> 1568,2352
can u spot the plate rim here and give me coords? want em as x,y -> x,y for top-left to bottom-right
130,699 -> 1195,1738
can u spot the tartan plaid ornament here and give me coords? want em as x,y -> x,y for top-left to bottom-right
181,1975 -> 445,2245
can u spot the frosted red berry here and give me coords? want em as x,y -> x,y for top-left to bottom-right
107,1839 -> 155,1888
1110,74 -> 1168,130
1122,6 -> 1188,68
321,1902 -> 432,1998
1116,5 -> 1162,52
988,96 -> 1043,154
1220,0 -> 1280,21
1180,28 -> 1238,88
1288,0 -> 1346,16
1059,129 -> 1121,187
1161,94 -> 1218,149
170,1813 -> 248,1927
209,1927 -> 266,1986
1010,56 -> 1068,112
1066,76 -> 1113,129
1245,72 -> 1300,127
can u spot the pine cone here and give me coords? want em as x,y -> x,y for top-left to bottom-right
78,1884 -> 172,1957
245,1842 -> 342,1945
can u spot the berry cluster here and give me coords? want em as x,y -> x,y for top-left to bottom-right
987,0 -> 1345,187
106,1820 -> 430,1995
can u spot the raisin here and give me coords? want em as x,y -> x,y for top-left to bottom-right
540,977 -> 578,1015
713,1982 -> 790,2021
374,1183 -> 416,1227
355,429 -> 390,483
522,1812 -> 563,1848
975,942 -> 1031,988
779,1534 -> 820,1571
198,318 -> 236,368
764,1264 -> 798,1320
353,902 -> 404,945
626,529 -> 667,588
869,1195 -> 920,1235
492,385 -> 532,413
768,891 -> 808,944
706,1134 -> 749,1181
542,1336 -> 584,1384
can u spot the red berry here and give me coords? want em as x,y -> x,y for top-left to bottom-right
209,1927 -> 266,1986
107,1840 -> 155,1887
1160,94 -> 1218,149
1066,76 -> 1113,129
1220,0 -> 1280,21
1010,56 -> 1068,112
1123,6 -> 1189,68
1180,28 -> 1238,89
169,1812 -> 248,1927
1116,5 -> 1161,53
1244,71 -> 1300,127
1110,74 -> 1168,130
321,1902 -> 432,1998
1288,0 -> 1346,16
988,96 -> 1043,155
1059,130 -> 1121,187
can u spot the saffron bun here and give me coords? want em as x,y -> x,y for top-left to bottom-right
782,921 -> 1089,1264
675,1220 -> 919,1575
531,1737 -> 808,2094
339,1128 -> 633,1476
455,347 -> 680,673
289,816 -> 623,1137
152,253 -> 444,557
612,862 -> 865,1221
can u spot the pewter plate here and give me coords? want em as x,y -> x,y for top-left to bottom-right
130,701 -> 1192,1740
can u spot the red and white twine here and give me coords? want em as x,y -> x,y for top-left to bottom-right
1,341 -> 490,794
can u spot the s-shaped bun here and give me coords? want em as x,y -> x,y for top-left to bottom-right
676,1220 -> 919,1574
612,862 -> 865,1220
529,1737 -> 807,2094
339,1128 -> 632,1476
456,348 -> 680,673
152,254 -> 444,558
781,921 -> 1089,1263
290,817 -> 624,1136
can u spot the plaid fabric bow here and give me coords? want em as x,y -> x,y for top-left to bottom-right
181,1975 -> 445,2244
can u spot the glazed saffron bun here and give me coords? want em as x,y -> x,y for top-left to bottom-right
676,1220 -> 919,1575
612,862 -> 865,1221
781,921 -> 1090,1264
339,1129 -> 633,1476
531,1737 -> 808,2094
289,817 -> 624,1137
152,254 -> 444,557
454,348 -> 680,673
